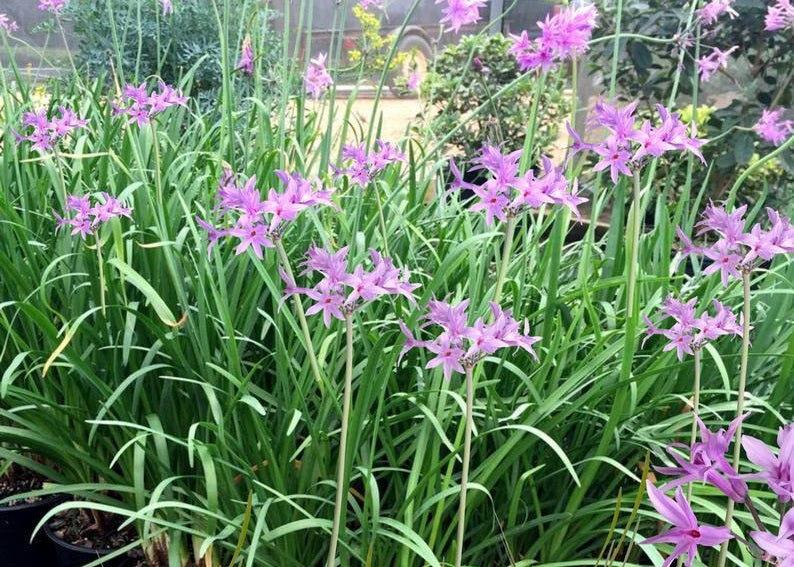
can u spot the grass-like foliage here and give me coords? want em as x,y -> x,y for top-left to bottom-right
0,1 -> 792,566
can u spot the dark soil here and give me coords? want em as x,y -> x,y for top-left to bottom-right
0,466 -> 45,506
48,507 -> 139,551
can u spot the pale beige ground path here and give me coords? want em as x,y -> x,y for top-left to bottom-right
307,87 -> 571,163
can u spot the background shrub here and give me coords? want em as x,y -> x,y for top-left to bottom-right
423,33 -> 569,160
67,0 -> 281,108
590,0 -> 794,210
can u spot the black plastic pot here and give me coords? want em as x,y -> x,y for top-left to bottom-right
0,493 -> 61,566
44,524 -> 132,567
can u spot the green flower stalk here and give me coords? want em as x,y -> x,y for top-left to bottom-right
399,300 -> 540,565
275,239 -> 327,394
454,364 -> 475,567
492,216 -> 516,306
717,270 -> 752,567
326,312 -> 355,567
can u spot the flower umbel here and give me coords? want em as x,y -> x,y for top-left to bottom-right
197,169 -> 338,258
112,81 -> 188,127
654,413 -> 750,502
450,145 -> 587,225
0,12 -> 18,33
399,300 -> 540,380
37,0 -> 68,14
641,482 -> 733,567
754,107 -> 794,146
675,204 -> 794,285
697,0 -> 738,26
436,0 -> 486,34
54,193 -> 132,240
508,4 -> 598,72
765,0 -> 794,31
697,47 -> 737,82
642,296 -> 742,360
333,140 -> 407,188
282,246 -> 419,327
305,53 -> 334,98
236,36 -> 255,75
15,106 -> 89,153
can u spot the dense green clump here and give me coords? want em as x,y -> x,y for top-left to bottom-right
423,33 -> 569,159
67,0 -> 281,108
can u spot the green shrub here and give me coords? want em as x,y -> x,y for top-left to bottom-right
422,33 -> 569,159
590,0 -> 794,208
66,0 -> 280,107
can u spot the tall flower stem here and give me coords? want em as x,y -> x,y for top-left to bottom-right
326,313 -> 355,567
717,270 -> 752,567
626,173 -> 642,320
373,184 -> 391,258
493,216 -> 516,306
275,239 -> 326,394
689,347 -> 702,448
95,235 -> 107,317
55,15 -> 79,81
150,122 -> 166,230
685,347 -> 702,504
51,149 -> 69,207
454,365 -> 475,567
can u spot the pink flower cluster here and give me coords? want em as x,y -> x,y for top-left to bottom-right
765,0 -> 794,31
406,72 -> 422,91
399,300 -> 540,380
508,4 -> 598,72
676,204 -> 794,286
0,12 -> 18,33
655,415 -> 749,502
198,170 -> 337,258
54,193 -> 132,240
236,37 -> 254,75
112,82 -> 188,127
696,46 -> 736,82
282,246 -> 419,326
305,54 -> 334,99
358,0 -> 384,9
743,424 -> 794,503
436,0 -> 486,34
641,482 -> 732,567
755,107 -> 794,146
37,0 -> 68,14
450,145 -> 587,225
333,140 -> 407,188
645,418 -> 794,566
15,106 -> 89,153
643,296 -> 742,360
696,0 -> 738,26
569,102 -> 705,184
160,0 -> 173,16
752,507 -> 794,565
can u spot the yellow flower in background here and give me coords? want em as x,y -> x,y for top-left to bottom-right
679,104 -> 715,134
31,85 -> 51,109
0,84 -> 51,120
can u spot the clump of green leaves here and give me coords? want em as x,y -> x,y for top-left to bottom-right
66,0 -> 280,107
590,0 -> 793,206
423,33 -> 569,158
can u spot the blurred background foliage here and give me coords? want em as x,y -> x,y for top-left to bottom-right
591,0 -> 794,211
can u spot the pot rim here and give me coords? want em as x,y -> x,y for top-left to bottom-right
43,522 -> 120,556
0,491 -> 67,512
